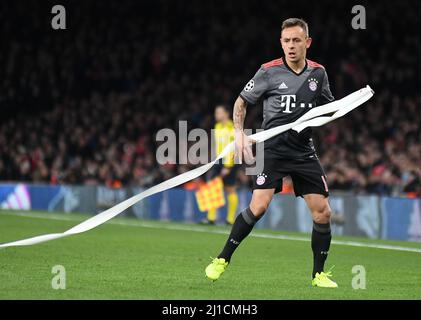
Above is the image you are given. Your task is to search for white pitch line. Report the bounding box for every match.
[2,211,421,254]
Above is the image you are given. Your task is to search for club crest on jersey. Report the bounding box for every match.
[308,78,319,92]
[244,79,254,92]
[256,173,267,185]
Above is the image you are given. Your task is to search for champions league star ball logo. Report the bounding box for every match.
[244,79,254,92]
[308,78,319,91]
[256,173,268,185]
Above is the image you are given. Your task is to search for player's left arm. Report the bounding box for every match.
[319,69,335,104]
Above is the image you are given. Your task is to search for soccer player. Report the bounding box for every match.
[202,105,239,225]
[205,18,338,288]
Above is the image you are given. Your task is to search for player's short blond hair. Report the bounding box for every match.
[281,18,309,38]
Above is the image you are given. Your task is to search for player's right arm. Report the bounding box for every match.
[234,67,269,163]
[233,96,254,164]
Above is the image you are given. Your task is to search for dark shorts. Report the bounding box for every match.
[252,157,329,197]
[209,163,239,186]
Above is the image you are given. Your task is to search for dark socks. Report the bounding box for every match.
[218,207,260,262]
[311,222,332,278]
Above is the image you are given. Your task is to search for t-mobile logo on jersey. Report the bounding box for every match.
[279,95,313,113]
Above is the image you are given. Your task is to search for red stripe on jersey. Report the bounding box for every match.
[307,59,325,69]
[261,58,284,69]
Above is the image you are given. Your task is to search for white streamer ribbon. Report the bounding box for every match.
[0,85,374,248]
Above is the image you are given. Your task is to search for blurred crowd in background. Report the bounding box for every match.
[0,0,420,197]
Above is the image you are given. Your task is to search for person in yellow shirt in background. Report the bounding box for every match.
[202,105,239,225]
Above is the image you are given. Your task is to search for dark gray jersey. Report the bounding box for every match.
[240,57,334,160]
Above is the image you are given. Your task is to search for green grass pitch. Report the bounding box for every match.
[1,209,421,299]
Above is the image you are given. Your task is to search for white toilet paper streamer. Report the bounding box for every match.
[0,86,374,248]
